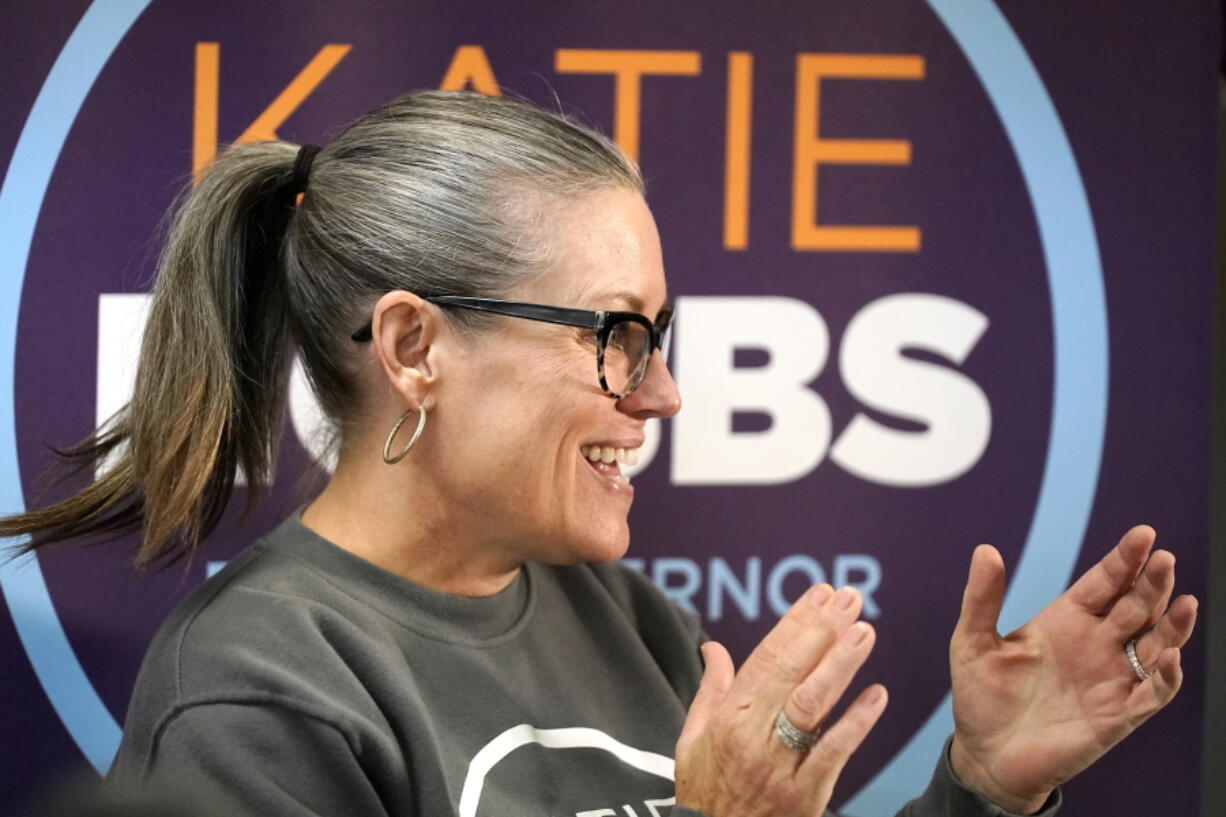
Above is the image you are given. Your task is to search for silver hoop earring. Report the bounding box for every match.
[382,406,427,465]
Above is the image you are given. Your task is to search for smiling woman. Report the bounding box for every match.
[0,89,1197,817]
[299,185,680,587]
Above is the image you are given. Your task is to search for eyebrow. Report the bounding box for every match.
[599,290,671,318]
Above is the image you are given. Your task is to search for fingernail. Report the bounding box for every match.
[866,686,884,705]
[808,584,834,607]
[835,587,857,610]
[849,621,870,646]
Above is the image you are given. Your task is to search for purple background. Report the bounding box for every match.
[0,1,1218,815]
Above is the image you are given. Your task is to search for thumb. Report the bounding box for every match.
[954,544,1005,648]
[676,641,734,757]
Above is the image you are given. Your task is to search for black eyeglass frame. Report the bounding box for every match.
[350,295,673,399]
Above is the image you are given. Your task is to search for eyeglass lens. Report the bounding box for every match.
[602,320,653,395]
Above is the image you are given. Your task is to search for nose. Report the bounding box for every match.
[617,350,681,419]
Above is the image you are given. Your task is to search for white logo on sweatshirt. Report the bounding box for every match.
[459,725,676,817]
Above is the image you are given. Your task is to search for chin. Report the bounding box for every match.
[553,523,631,565]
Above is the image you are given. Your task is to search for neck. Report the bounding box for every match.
[300,439,522,598]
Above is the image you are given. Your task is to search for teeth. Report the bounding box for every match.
[580,445,641,465]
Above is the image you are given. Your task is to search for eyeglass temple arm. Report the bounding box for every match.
[350,297,604,342]
[428,296,603,330]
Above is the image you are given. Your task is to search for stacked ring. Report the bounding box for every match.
[774,711,821,752]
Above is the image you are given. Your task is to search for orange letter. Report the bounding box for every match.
[193,43,351,182]
[439,45,500,95]
[555,49,701,163]
[193,43,220,183]
[723,52,753,251]
[792,54,924,252]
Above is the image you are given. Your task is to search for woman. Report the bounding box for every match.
[1,90,1197,816]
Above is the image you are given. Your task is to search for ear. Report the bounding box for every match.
[370,291,444,410]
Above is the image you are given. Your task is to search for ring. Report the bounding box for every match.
[774,711,821,752]
[1124,637,1152,681]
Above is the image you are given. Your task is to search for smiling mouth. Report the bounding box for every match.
[579,445,639,487]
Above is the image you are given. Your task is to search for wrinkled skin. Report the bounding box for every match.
[948,526,1196,813]
[674,526,1197,817]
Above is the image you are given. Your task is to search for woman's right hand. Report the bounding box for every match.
[674,584,887,817]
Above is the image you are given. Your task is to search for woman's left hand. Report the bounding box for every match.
[948,525,1198,814]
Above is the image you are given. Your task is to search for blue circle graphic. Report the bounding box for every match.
[0,0,1107,802]
[0,0,153,773]
[844,0,1108,812]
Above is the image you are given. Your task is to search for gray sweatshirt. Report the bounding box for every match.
[107,512,1059,817]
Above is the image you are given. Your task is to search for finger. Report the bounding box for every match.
[954,545,1005,647]
[1104,550,1175,636]
[1126,646,1182,719]
[782,621,876,734]
[734,584,861,698]
[677,641,735,757]
[1065,525,1155,613]
[797,684,888,786]
[1136,594,1198,667]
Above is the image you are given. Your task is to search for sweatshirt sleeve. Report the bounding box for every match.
[672,738,1059,817]
[895,737,1060,817]
[128,701,398,817]
[672,807,836,817]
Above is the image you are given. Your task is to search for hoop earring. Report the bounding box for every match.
[382,406,428,464]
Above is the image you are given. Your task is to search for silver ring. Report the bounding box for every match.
[1124,637,1152,681]
[774,711,821,752]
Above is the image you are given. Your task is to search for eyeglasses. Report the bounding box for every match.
[350,295,673,399]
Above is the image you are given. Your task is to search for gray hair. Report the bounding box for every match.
[0,89,642,567]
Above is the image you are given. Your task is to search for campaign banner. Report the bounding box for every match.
[0,1,1216,815]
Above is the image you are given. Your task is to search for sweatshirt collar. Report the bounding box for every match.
[258,509,536,646]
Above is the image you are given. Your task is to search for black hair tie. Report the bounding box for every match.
[291,143,322,195]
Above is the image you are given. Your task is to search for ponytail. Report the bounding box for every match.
[1,90,648,568]
[0,141,300,567]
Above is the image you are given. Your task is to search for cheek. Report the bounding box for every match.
[461,350,593,476]
[435,336,609,522]
[511,362,607,503]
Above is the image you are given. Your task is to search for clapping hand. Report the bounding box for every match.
[948,525,1198,814]
[674,584,885,817]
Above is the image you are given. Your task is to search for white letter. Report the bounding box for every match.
[96,294,150,478]
[96,292,264,486]
[831,293,990,486]
[672,296,831,484]
[621,418,661,478]
[766,555,826,616]
[289,355,337,473]
[707,557,760,621]
[834,554,882,618]
[651,558,702,614]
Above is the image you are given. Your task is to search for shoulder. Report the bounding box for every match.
[115,524,413,778]
[108,695,410,811]
[126,528,400,723]
[553,560,706,702]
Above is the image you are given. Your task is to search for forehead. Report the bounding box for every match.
[519,187,667,311]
